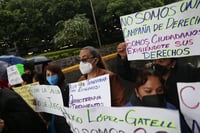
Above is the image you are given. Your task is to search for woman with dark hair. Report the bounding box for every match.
[151,58,200,110]
[44,63,72,133]
[125,69,191,133]
[125,69,173,108]
[78,46,126,106]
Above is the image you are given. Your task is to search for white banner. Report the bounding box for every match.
[69,74,111,109]
[62,106,181,133]
[7,65,23,85]
[29,85,64,116]
[177,82,200,133]
[120,0,200,60]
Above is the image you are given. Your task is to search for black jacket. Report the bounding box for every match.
[55,80,72,133]
[165,63,200,109]
[0,89,47,133]
[114,54,139,82]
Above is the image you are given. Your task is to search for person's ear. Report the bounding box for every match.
[93,58,99,65]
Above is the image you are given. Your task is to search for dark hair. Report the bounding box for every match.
[23,61,34,71]
[45,63,65,85]
[170,58,177,61]
[135,69,165,91]
[33,73,45,84]
[22,74,33,84]
[81,46,107,69]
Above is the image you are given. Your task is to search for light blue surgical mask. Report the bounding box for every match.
[46,75,59,85]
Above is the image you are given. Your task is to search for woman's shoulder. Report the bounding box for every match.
[124,101,133,106]
[98,68,114,75]
[78,75,87,81]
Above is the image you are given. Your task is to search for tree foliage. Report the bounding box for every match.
[53,14,94,48]
[89,0,167,43]
[0,0,80,55]
[0,0,178,56]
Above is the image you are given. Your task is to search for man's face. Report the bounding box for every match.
[152,58,176,76]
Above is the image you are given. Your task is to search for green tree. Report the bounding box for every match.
[0,0,179,56]
[102,0,165,43]
[53,14,94,48]
[0,0,80,55]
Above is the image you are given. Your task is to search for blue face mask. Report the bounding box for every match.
[46,75,59,85]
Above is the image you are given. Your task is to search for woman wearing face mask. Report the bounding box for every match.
[151,58,200,110]
[125,69,191,133]
[78,46,126,106]
[125,69,173,108]
[44,63,72,133]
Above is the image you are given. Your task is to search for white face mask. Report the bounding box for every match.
[79,61,93,74]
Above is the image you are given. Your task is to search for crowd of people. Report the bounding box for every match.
[0,43,200,133]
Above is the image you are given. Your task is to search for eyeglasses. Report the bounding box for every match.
[79,57,94,62]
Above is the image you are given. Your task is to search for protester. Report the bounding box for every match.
[113,42,139,82]
[44,63,72,133]
[110,42,144,101]
[78,46,126,106]
[113,42,200,110]
[21,61,35,85]
[126,69,174,108]
[0,88,47,133]
[32,73,45,84]
[125,69,191,133]
[151,58,200,109]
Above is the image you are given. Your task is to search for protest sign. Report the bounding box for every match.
[69,74,111,109]
[13,82,39,110]
[177,82,200,133]
[29,85,64,116]
[120,0,200,60]
[15,63,24,75]
[62,106,181,133]
[7,65,23,85]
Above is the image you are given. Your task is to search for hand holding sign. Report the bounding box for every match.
[120,0,200,60]
[69,74,111,109]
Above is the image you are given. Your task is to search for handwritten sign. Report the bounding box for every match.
[69,74,111,109]
[62,106,181,133]
[7,65,23,85]
[177,82,200,133]
[120,0,200,60]
[13,82,39,110]
[29,85,64,116]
